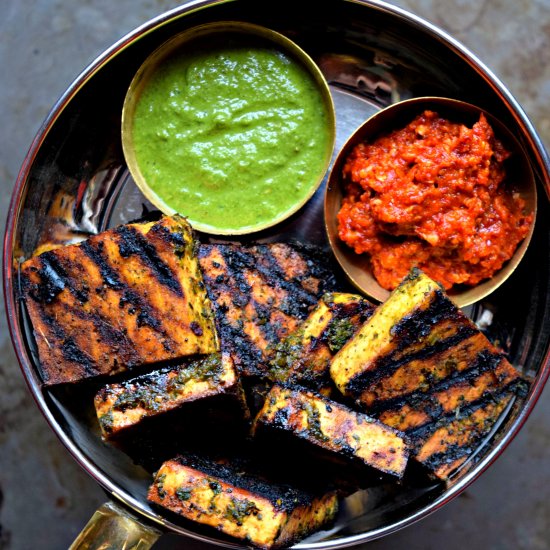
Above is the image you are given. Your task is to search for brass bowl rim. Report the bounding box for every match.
[121,20,336,236]
[324,95,538,308]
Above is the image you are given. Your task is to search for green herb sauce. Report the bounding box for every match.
[132,38,332,233]
[176,487,192,501]
[326,317,356,353]
[225,497,260,526]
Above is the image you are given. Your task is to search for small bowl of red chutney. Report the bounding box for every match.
[324,96,537,307]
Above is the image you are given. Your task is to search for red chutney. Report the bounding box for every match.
[337,110,533,290]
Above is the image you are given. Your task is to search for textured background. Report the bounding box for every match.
[1,1,549,549]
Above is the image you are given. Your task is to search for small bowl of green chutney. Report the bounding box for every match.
[122,21,336,235]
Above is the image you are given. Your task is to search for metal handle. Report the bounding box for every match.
[69,501,162,550]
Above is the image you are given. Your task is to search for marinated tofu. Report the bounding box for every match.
[252,384,409,479]
[198,243,337,379]
[330,269,524,479]
[376,357,520,431]
[21,215,218,385]
[330,269,455,399]
[148,454,338,549]
[95,352,247,439]
[268,293,374,395]
[410,393,514,480]
[376,356,521,479]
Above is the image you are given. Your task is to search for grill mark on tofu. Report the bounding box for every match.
[252,385,409,478]
[386,373,515,446]
[199,243,335,379]
[406,385,515,442]
[21,215,218,385]
[25,251,89,305]
[32,306,97,380]
[114,224,184,297]
[60,337,96,375]
[32,253,68,302]
[346,323,478,397]
[148,454,338,549]
[257,248,322,315]
[366,345,504,415]
[80,240,125,290]
[219,246,317,321]
[219,245,327,316]
[149,219,187,248]
[389,289,457,344]
[81,239,171,341]
[411,393,513,479]
[55,297,144,366]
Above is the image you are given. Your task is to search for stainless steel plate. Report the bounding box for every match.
[4,0,550,548]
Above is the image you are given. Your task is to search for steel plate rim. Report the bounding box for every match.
[3,0,550,548]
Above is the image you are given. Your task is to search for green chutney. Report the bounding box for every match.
[131,37,333,233]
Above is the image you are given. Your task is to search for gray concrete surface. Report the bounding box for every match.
[1,1,549,549]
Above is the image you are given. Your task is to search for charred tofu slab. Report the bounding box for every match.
[94,352,247,439]
[330,269,524,479]
[252,384,409,479]
[403,392,514,480]
[198,243,336,379]
[268,293,374,395]
[377,356,520,479]
[21,215,218,385]
[148,454,338,549]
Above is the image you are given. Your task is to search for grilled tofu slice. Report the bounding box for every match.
[21,215,218,385]
[376,356,521,479]
[330,269,454,400]
[330,269,520,407]
[330,269,524,480]
[148,454,338,549]
[376,357,520,432]
[410,393,514,480]
[95,351,247,439]
[198,243,337,379]
[252,384,409,479]
[268,293,374,395]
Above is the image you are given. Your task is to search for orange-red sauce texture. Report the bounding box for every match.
[337,110,533,290]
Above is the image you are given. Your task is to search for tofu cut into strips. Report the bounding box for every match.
[148,454,338,549]
[268,292,374,395]
[21,215,218,385]
[95,351,247,438]
[406,392,515,480]
[252,384,409,479]
[198,242,337,380]
[330,269,525,479]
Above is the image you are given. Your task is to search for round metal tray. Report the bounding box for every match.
[4,0,550,547]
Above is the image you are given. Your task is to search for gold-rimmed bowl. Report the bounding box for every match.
[122,20,336,236]
[325,96,537,308]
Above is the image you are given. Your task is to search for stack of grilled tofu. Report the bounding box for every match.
[21,215,525,548]
[330,269,524,479]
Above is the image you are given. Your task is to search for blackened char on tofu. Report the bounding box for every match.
[198,242,338,380]
[94,351,248,440]
[330,269,526,480]
[252,384,409,481]
[148,453,338,549]
[20,215,218,385]
[268,292,374,396]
